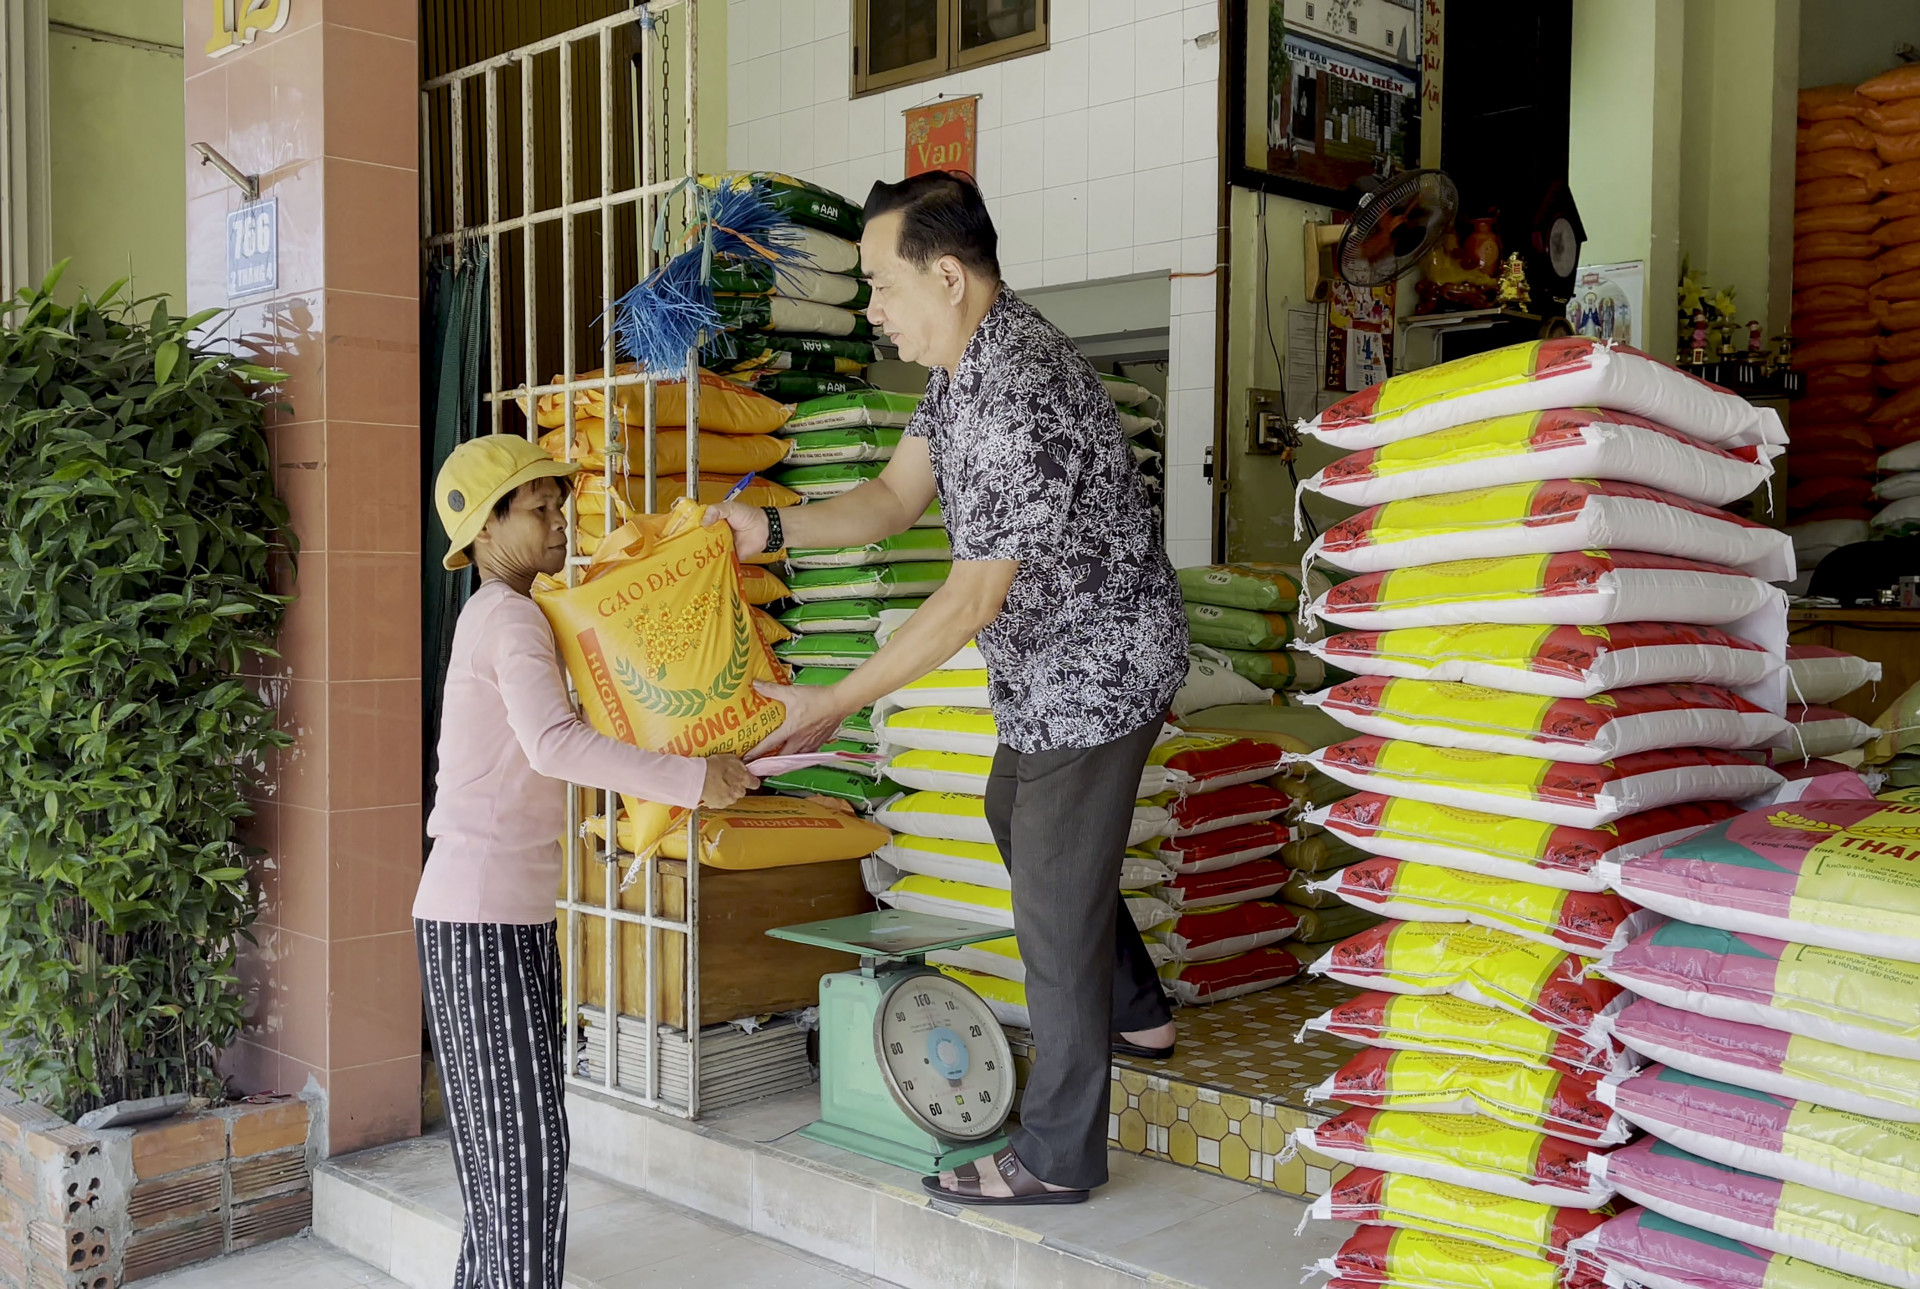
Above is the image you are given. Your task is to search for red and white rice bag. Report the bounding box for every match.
[1309,1048,1632,1147]
[1156,859,1292,910]
[1157,944,1302,1004]
[1148,733,1288,794]
[1294,1107,1615,1207]
[1298,622,1778,700]
[1786,644,1882,705]
[1321,1225,1609,1289]
[1303,991,1632,1079]
[1301,677,1786,762]
[1306,480,1795,581]
[1308,792,1739,892]
[1149,820,1291,874]
[1309,920,1624,1039]
[1158,782,1289,837]
[1305,550,1783,632]
[1299,338,1786,452]
[1306,1166,1618,1264]
[1293,737,1783,827]
[1149,900,1300,961]
[1313,857,1653,955]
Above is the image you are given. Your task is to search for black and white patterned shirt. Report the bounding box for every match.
[906,289,1189,753]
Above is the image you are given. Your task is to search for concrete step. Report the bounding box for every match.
[314,1084,1349,1289]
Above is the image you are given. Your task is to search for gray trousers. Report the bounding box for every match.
[985,717,1173,1189]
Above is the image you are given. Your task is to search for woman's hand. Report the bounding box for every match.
[700,755,759,808]
[702,501,771,557]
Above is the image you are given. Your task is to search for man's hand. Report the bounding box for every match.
[746,680,852,758]
[702,501,772,557]
[700,754,759,807]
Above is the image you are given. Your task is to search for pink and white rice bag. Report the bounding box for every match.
[1600,1064,1920,1217]
[1588,1136,1920,1289]
[1573,1206,1894,1289]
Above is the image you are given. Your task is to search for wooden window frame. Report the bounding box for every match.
[851,0,1049,99]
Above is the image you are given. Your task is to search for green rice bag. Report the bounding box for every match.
[790,666,850,686]
[784,561,953,603]
[1281,901,1384,944]
[787,225,861,275]
[1220,649,1327,692]
[774,632,879,668]
[1279,867,1346,909]
[744,371,873,403]
[1184,602,1294,650]
[787,390,922,431]
[770,461,888,498]
[708,332,876,373]
[763,767,902,810]
[912,501,944,529]
[1100,372,1155,407]
[1118,410,1161,438]
[786,529,953,570]
[1275,770,1357,810]
[779,597,928,634]
[1177,563,1319,612]
[837,708,877,744]
[715,294,872,338]
[782,426,903,465]
[708,258,871,308]
[1278,832,1368,876]
[699,171,865,240]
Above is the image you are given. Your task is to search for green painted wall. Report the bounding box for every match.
[1799,0,1920,87]
[46,0,186,304]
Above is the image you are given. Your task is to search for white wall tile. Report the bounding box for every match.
[999,52,1047,124]
[847,92,886,156]
[881,147,905,183]
[780,45,814,113]
[1133,12,1185,96]
[1086,101,1135,180]
[1134,242,1179,275]
[1181,4,1217,39]
[1000,122,1044,195]
[778,108,817,173]
[1052,0,1089,41]
[1184,25,1220,85]
[972,125,1003,196]
[1086,175,1136,253]
[1086,26,1136,106]
[809,160,849,201]
[1182,155,1218,238]
[1135,166,1182,244]
[812,99,849,165]
[814,0,849,40]
[1086,248,1134,279]
[1044,37,1090,113]
[1183,82,1217,160]
[1134,88,1182,170]
[1174,311,1217,389]
[1003,261,1042,290]
[742,0,780,60]
[1168,537,1211,570]
[745,116,781,171]
[963,64,1004,131]
[845,152,886,203]
[1041,108,1090,186]
[996,191,1044,266]
[1180,233,1215,274]
[1042,255,1087,286]
[780,0,815,50]
[1165,389,1212,466]
[1172,272,1213,316]
[1090,0,1136,31]
[1166,464,1212,543]
[1135,0,1180,17]
[814,37,849,103]
[730,0,751,61]
[729,58,750,122]
[1043,185,1088,258]
[727,123,748,170]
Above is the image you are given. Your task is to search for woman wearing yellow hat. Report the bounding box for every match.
[417,434,757,1287]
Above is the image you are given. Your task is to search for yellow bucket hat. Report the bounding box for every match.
[436,434,581,570]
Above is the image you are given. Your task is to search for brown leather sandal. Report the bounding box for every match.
[921,1147,1089,1206]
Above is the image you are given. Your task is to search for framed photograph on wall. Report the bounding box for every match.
[1227,0,1433,206]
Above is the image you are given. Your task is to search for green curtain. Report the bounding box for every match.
[422,246,490,810]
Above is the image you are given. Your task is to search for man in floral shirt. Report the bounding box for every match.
[708,171,1188,1205]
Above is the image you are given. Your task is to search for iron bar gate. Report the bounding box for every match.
[420,1,707,1118]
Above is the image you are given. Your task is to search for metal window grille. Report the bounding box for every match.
[420,2,708,1118]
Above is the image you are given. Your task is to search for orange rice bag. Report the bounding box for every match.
[1797,176,1873,207]
[1798,148,1882,181]
[1867,99,1920,134]
[1795,313,1883,340]
[1859,65,1920,103]
[1795,259,1881,289]
[1797,203,1883,233]
[1795,336,1881,366]
[1800,119,1875,151]
[1800,84,1873,120]
[1795,231,1879,260]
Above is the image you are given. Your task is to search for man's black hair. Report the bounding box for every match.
[863,170,1001,282]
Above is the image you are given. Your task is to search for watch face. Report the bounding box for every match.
[1548,218,1580,277]
[875,973,1014,1141]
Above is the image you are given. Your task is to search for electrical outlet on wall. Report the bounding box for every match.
[1246,387,1289,455]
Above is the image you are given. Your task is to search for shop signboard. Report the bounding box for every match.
[226,198,278,300]
[206,0,292,57]
[1282,0,1418,67]
[905,96,978,180]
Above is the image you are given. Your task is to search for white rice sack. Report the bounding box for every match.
[1883,440,1920,473]
[877,705,996,757]
[1783,704,1878,758]
[1305,480,1795,582]
[875,607,984,670]
[1291,737,1783,828]
[1299,407,1777,512]
[882,668,991,710]
[1299,677,1787,762]
[874,790,1169,848]
[1874,495,1920,532]
[1304,550,1783,632]
[1877,472,1920,501]
[1785,645,1881,706]
[1786,519,1870,568]
[1169,646,1271,717]
[886,748,1166,798]
[1299,622,1779,700]
[1299,339,1784,452]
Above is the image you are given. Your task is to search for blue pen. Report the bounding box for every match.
[721,471,756,503]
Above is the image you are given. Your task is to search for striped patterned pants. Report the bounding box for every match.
[416,919,569,1289]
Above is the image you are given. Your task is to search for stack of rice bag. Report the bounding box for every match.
[1773,646,1883,771]
[1793,71,1920,552]
[870,720,1319,1025]
[1178,563,1332,694]
[1103,371,1167,531]
[1284,336,1800,1289]
[1571,775,1920,1289]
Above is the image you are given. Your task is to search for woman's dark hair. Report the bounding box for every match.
[863,170,1000,282]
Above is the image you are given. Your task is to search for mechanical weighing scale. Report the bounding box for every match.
[768,909,1016,1173]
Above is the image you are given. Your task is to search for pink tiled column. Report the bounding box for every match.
[184,0,423,1157]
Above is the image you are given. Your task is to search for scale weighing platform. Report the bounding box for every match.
[768,910,1016,1174]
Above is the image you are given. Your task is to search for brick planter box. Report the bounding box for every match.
[0,1091,316,1286]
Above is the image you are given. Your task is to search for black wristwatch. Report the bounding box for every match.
[762,506,784,553]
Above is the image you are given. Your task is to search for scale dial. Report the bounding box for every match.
[874,970,1014,1142]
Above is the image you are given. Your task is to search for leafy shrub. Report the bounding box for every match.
[0,265,292,1117]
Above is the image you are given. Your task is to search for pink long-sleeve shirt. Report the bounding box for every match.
[415,579,708,924]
